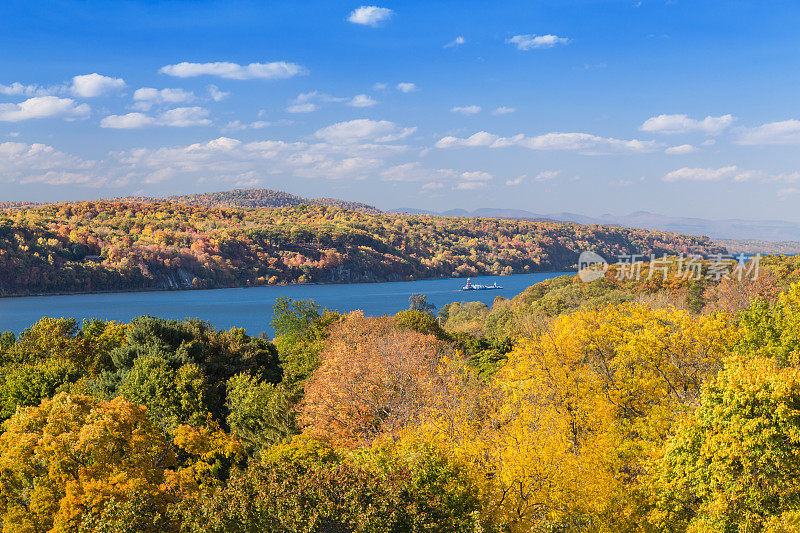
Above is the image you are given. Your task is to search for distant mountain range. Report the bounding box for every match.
[393,207,800,242]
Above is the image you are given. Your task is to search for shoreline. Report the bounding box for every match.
[0,270,577,300]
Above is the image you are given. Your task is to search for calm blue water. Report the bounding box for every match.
[0,272,570,336]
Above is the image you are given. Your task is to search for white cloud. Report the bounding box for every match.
[533,170,559,182]
[779,188,800,198]
[422,181,444,190]
[116,135,391,182]
[737,119,800,145]
[456,181,487,190]
[222,120,272,132]
[159,107,212,127]
[640,113,734,135]
[0,141,99,186]
[460,170,492,181]
[0,96,90,122]
[663,165,761,182]
[348,6,393,26]
[507,34,570,50]
[134,87,195,104]
[208,85,230,102]
[492,106,515,115]
[348,94,378,107]
[444,36,466,48]
[436,130,661,155]
[456,171,492,190]
[100,106,211,129]
[100,113,158,129]
[0,82,57,97]
[159,61,307,80]
[380,162,455,182]
[507,170,559,185]
[287,102,318,113]
[70,73,126,98]
[665,144,699,154]
[373,82,388,90]
[451,105,481,115]
[286,91,355,113]
[397,82,417,93]
[314,119,416,144]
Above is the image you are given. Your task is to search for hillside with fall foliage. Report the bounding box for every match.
[1,255,799,531]
[0,199,725,296]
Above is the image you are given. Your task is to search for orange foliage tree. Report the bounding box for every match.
[300,313,452,447]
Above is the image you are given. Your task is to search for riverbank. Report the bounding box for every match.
[0,272,572,335]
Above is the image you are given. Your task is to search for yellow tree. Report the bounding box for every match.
[411,304,735,532]
[0,393,177,532]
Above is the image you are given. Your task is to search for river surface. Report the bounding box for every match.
[0,272,571,336]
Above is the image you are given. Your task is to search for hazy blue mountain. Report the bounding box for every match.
[391,207,800,242]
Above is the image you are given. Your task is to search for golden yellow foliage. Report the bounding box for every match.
[409,304,736,532]
[0,393,175,533]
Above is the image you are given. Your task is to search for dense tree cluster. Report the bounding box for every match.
[0,200,723,295]
[4,256,800,530]
[121,188,382,213]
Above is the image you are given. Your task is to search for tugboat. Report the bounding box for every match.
[460,278,503,291]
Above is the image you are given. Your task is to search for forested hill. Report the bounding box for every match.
[0,200,725,296]
[0,188,381,214]
[123,188,382,213]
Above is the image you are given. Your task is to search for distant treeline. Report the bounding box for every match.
[0,200,725,296]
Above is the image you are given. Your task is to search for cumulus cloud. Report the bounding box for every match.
[397,82,417,93]
[0,96,90,122]
[348,94,378,107]
[0,141,99,186]
[314,119,416,144]
[737,119,800,145]
[115,135,389,182]
[507,34,570,50]
[640,113,734,135]
[101,107,211,129]
[208,85,230,102]
[70,73,126,98]
[664,144,699,154]
[492,106,515,115]
[348,6,393,26]
[159,61,307,80]
[451,105,481,115]
[436,130,661,155]
[444,36,466,48]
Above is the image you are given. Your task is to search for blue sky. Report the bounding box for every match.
[2,0,800,220]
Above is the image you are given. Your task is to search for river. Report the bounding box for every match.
[0,272,571,336]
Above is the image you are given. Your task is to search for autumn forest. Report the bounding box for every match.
[0,193,723,296]
[2,197,800,532]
